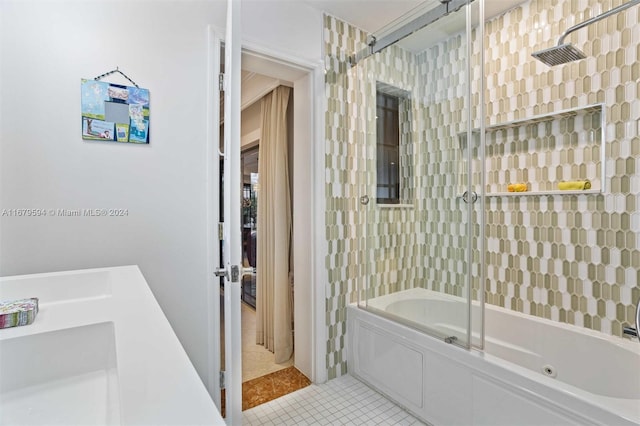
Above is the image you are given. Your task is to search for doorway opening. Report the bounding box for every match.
[218,45,316,412]
[241,147,258,308]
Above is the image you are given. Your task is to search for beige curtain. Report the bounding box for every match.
[255,86,292,363]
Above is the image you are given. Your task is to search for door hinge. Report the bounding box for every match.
[219,371,225,389]
[218,222,224,240]
[218,73,225,92]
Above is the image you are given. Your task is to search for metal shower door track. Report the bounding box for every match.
[353,0,473,65]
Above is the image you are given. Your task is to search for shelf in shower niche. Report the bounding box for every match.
[486,188,602,197]
[485,104,604,131]
[457,103,606,196]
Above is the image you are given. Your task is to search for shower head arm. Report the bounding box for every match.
[557,0,640,45]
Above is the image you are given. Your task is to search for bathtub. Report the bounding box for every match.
[347,288,640,426]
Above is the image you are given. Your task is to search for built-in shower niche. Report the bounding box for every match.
[458,104,605,196]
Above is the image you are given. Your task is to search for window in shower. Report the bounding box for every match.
[375,82,413,205]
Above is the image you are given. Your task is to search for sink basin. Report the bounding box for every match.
[0,322,120,425]
[0,266,222,425]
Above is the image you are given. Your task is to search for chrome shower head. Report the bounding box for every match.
[531,43,587,66]
[531,0,639,66]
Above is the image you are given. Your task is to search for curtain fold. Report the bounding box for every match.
[255,86,293,364]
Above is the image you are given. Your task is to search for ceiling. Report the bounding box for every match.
[302,0,425,34]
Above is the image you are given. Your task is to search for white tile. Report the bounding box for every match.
[243,374,424,425]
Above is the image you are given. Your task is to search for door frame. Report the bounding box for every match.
[204,25,328,409]
[239,41,328,385]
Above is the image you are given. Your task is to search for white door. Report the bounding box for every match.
[222,0,243,423]
[207,0,243,424]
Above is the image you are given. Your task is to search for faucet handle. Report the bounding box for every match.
[622,326,638,338]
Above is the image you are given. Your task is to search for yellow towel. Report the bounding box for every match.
[507,183,528,192]
[558,180,591,190]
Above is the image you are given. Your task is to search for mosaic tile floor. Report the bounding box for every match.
[243,374,426,425]
[243,366,311,411]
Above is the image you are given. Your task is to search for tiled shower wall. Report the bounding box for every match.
[323,15,425,378]
[323,12,477,378]
[323,15,368,378]
[482,0,639,335]
[324,0,640,379]
[416,32,477,300]
[358,42,425,299]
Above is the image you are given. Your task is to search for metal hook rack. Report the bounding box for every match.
[93,67,139,88]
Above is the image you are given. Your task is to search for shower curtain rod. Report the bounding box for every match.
[352,0,473,66]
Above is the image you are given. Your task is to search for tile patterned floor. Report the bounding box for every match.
[243,374,426,425]
[243,366,311,411]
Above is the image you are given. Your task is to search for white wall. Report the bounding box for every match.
[292,73,313,379]
[241,101,261,149]
[0,0,322,386]
[241,0,323,63]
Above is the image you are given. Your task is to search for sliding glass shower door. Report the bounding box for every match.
[355,0,485,348]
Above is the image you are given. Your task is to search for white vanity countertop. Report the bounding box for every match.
[0,265,224,426]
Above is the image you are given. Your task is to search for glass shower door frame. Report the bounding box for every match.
[465,0,486,351]
[355,0,486,351]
